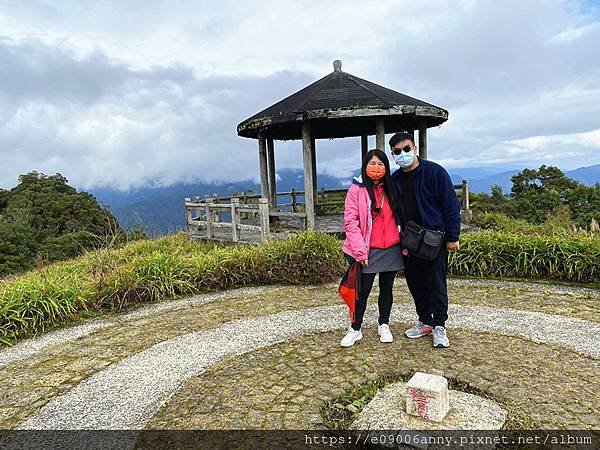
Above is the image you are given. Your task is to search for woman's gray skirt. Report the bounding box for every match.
[361,243,404,273]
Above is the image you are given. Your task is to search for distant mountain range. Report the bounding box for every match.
[89,168,347,236]
[449,164,600,194]
[87,164,600,236]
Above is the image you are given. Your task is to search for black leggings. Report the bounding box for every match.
[351,271,396,331]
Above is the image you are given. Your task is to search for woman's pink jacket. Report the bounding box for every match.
[342,175,402,262]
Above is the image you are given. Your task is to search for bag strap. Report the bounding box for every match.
[397,187,407,228]
[371,190,385,224]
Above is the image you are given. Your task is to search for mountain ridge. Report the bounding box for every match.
[87,163,600,235]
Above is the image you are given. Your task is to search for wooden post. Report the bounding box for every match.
[267,138,277,208]
[241,192,248,219]
[193,196,201,224]
[418,118,428,160]
[231,197,240,242]
[311,136,317,207]
[258,132,269,200]
[259,197,270,242]
[361,134,368,160]
[184,198,192,232]
[462,180,470,210]
[291,187,297,212]
[214,194,220,222]
[376,118,385,151]
[302,121,315,229]
[205,195,213,239]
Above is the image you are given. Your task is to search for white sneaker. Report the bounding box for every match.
[433,326,449,348]
[340,328,363,347]
[378,324,394,343]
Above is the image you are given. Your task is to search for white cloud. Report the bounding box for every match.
[1,0,600,190]
[550,22,600,43]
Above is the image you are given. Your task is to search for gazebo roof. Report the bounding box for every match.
[237,60,448,140]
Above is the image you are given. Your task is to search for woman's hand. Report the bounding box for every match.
[359,259,369,267]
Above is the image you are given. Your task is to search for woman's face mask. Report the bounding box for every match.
[366,164,386,181]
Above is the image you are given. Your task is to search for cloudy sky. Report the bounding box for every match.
[1,0,599,191]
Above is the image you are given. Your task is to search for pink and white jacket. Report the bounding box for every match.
[342,175,402,261]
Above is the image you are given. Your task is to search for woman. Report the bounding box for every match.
[341,149,404,347]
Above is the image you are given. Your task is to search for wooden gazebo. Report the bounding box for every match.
[237,60,449,230]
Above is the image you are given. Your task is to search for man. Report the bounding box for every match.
[389,132,461,348]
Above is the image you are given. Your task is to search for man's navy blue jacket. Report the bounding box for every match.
[391,158,462,243]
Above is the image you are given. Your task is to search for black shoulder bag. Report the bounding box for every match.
[398,196,445,261]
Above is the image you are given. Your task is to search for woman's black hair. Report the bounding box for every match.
[360,148,402,217]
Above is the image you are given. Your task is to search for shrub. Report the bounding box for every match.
[449,231,600,283]
[0,231,345,344]
[2,228,597,346]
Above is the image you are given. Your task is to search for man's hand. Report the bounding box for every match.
[446,241,460,252]
[359,259,369,267]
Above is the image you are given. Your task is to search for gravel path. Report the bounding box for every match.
[0,285,290,369]
[447,278,600,296]
[2,278,597,370]
[16,303,599,431]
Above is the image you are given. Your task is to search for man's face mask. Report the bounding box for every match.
[393,144,415,168]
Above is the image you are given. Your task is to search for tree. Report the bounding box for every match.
[566,183,600,229]
[0,171,126,275]
[509,165,578,224]
[0,220,37,274]
[0,188,8,213]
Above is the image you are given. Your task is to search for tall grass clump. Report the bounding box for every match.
[449,231,600,283]
[0,231,345,345]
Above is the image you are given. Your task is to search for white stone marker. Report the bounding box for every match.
[406,372,450,422]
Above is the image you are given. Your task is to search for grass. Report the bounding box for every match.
[0,231,345,346]
[449,231,600,283]
[1,228,598,347]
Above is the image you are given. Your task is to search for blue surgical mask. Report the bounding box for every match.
[394,150,415,168]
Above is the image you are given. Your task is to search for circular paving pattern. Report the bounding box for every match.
[0,278,598,439]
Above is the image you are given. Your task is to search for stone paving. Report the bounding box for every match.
[145,326,599,431]
[0,278,598,433]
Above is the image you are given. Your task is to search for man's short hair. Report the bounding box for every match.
[388,132,415,148]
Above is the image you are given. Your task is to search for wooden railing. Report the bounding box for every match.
[185,196,270,242]
[185,180,470,242]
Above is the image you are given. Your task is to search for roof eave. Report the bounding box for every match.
[237,104,448,139]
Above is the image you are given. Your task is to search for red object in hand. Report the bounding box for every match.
[338,261,361,321]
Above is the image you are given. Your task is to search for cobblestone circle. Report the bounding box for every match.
[146,326,599,431]
[0,278,598,434]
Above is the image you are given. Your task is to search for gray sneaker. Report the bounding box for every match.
[404,321,433,339]
[433,326,449,348]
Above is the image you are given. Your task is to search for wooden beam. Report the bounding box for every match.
[267,138,276,207]
[302,121,316,229]
[376,118,385,151]
[258,132,269,199]
[418,119,428,160]
[305,105,448,120]
[361,135,368,160]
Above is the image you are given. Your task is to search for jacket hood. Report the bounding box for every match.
[352,175,364,186]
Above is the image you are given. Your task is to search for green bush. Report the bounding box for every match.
[0,231,345,345]
[2,228,597,347]
[449,231,600,283]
